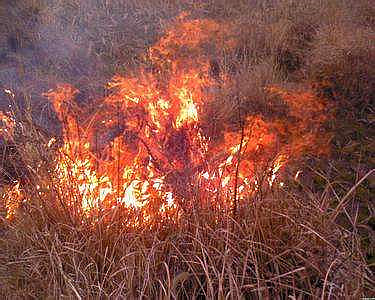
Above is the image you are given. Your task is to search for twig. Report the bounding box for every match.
[331,169,374,221]
[233,103,245,218]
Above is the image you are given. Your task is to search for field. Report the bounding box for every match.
[0,0,374,298]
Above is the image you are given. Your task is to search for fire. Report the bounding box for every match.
[175,87,198,128]
[3,181,23,219]
[1,13,332,224]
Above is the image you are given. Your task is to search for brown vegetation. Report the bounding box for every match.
[0,0,373,298]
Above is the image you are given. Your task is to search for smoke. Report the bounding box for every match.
[0,0,373,139]
[0,0,184,135]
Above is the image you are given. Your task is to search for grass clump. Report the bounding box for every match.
[0,173,373,298]
[0,0,374,298]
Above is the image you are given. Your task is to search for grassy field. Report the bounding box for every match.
[0,0,374,298]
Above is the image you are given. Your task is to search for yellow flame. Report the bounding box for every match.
[269,154,288,185]
[122,180,144,208]
[5,182,23,219]
[175,88,198,128]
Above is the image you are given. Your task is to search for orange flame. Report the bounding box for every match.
[4,181,23,219]
[1,13,331,225]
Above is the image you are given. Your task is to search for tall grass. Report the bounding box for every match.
[0,153,373,298]
[0,0,374,298]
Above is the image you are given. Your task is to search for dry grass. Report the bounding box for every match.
[0,0,374,298]
[0,162,373,298]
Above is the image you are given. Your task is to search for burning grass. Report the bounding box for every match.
[0,171,373,298]
[2,13,333,224]
[0,0,374,298]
